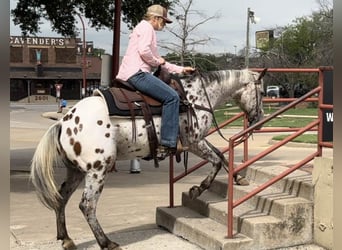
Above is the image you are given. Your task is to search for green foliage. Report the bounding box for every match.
[272,134,317,144]
[213,106,318,128]
[165,52,237,71]
[11,0,175,37]
[121,0,174,29]
[251,7,333,99]
[93,48,106,57]
[255,8,333,68]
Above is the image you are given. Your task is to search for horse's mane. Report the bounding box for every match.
[182,69,250,87]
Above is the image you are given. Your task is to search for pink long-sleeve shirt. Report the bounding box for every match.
[116,20,184,81]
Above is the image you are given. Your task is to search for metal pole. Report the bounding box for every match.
[27,79,30,103]
[169,155,174,208]
[227,139,234,238]
[245,7,250,68]
[112,0,121,83]
[77,13,87,98]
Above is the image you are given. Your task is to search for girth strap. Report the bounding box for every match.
[139,98,159,168]
[115,88,137,141]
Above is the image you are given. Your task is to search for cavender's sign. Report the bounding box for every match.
[10,36,76,47]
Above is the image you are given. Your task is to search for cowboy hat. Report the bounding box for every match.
[146,4,172,23]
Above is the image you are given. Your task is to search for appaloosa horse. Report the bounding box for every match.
[30,68,266,249]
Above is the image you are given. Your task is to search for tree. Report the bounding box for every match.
[250,2,333,97]
[160,0,220,66]
[11,0,175,37]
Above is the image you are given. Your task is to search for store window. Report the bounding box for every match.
[55,48,77,63]
[29,48,48,64]
[10,47,23,63]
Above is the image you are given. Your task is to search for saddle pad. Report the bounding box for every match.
[109,88,162,108]
[93,88,162,117]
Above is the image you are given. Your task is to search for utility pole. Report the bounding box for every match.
[112,0,121,84]
[77,13,87,98]
[245,8,259,68]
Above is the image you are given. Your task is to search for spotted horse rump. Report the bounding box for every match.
[30,68,266,250]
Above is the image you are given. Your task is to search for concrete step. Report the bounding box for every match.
[182,187,312,224]
[209,165,314,201]
[156,206,254,250]
[157,204,313,250]
[240,214,312,249]
[181,189,313,247]
[156,165,314,250]
[246,165,314,201]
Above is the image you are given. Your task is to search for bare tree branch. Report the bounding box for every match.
[161,0,220,65]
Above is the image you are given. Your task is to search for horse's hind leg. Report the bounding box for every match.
[55,166,84,250]
[79,170,121,250]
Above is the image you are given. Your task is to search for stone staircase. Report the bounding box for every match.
[156,164,315,250]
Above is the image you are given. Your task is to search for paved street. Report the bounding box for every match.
[10,102,332,249]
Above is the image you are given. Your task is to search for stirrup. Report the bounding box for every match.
[176,139,188,154]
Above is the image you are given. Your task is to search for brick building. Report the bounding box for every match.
[10,35,102,102]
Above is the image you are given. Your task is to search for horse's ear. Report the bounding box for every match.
[257,68,268,81]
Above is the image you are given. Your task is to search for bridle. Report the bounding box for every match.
[182,69,267,173]
[248,68,267,124]
[194,69,267,143]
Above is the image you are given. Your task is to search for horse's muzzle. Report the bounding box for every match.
[248,112,264,130]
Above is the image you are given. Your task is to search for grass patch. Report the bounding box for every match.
[214,106,317,128]
[272,134,317,144]
[213,105,319,144]
[263,106,318,116]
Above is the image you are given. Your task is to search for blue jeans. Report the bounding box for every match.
[127,71,180,148]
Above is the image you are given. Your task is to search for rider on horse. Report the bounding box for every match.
[116,4,195,154]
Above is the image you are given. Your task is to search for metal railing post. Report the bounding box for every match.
[227,139,235,238]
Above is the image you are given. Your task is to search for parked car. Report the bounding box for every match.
[294,83,309,98]
[266,85,280,98]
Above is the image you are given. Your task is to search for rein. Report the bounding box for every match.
[194,69,266,145]
[251,68,267,121]
[196,70,230,143]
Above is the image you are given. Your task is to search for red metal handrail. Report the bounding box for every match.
[227,67,333,237]
[167,67,333,239]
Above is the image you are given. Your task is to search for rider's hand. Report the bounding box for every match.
[158,57,166,65]
[182,66,196,74]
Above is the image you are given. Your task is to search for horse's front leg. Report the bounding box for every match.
[188,139,224,199]
[188,139,248,200]
[79,170,121,250]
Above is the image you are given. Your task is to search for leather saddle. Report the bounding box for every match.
[97,76,187,117]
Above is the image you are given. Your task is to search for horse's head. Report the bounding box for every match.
[233,68,266,129]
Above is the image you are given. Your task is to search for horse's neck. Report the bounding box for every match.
[198,70,247,109]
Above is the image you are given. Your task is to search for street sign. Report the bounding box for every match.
[322,70,333,142]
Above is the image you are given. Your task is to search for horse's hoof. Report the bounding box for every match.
[107,241,121,250]
[189,186,201,200]
[62,239,77,250]
[235,176,249,186]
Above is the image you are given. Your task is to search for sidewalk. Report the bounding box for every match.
[10,158,206,250]
[10,109,332,250]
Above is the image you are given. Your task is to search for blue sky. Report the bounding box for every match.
[10,0,330,55]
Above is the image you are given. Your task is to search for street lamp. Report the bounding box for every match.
[112,0,121,82]
[77,13,87,98]
[55,75,63,112]
[245,7,260,68]
[24,75,30,103]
